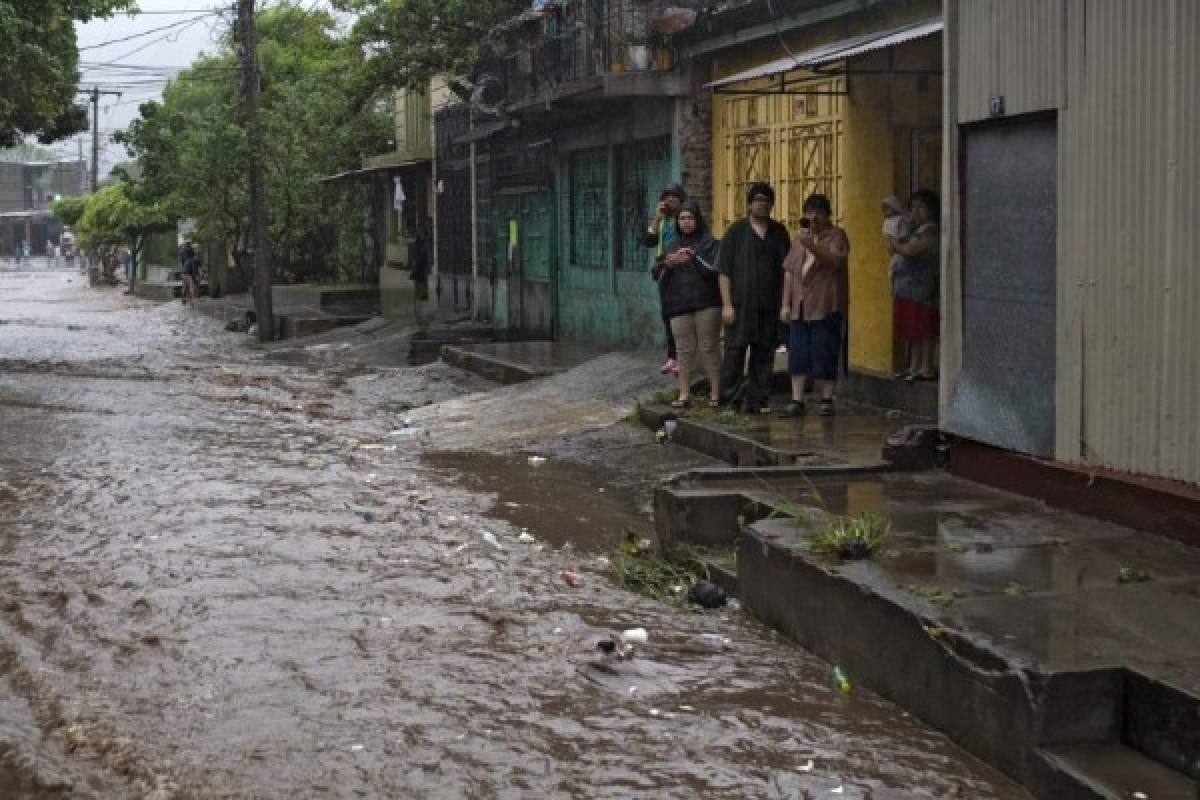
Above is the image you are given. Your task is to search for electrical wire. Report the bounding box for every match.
[78,12,219,50]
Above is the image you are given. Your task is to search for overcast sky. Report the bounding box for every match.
[63,1,345,179]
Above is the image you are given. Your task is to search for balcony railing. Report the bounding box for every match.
[495,0,679,105]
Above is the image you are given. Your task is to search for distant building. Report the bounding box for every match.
[0,159,86,257]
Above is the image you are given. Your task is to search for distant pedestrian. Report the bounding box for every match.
[646,182,686,377]
[716,182,791,413]
[118,245,132,281]
[779,193,850,417]
[180,241,200,305]
[654,201,722,408]
[887,190,940,381]
[410,219,431,304]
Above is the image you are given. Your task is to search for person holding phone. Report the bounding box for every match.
[716,182,791,413]
[654,201,722,407]
[646,183,687,375]
[779,193,850,417]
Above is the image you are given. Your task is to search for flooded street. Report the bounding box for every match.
[0,272,1028,798]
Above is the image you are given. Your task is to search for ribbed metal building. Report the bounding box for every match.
[941,0,1200,485]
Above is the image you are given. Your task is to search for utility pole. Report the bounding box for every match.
[238,0,273,340]
[85,86,120,191]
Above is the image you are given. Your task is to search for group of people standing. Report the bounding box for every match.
[647,182,939,416]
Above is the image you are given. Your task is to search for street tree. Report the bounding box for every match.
[74,181,172,286]
[115,3,390,284]
[335,0,526,89]
[0,0,134,145]
[51,194,90,229]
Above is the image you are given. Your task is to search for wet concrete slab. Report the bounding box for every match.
[640,398,910,469]
[655,468,1200,798]
[441,340,613,384]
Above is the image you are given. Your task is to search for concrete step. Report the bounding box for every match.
[1034,743,1197,800]
[1123,669,1200,785]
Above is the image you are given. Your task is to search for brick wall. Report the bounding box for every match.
[678,64,714,225]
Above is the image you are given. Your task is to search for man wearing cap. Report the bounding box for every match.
[715,182,791,413]
[646,183,686,376]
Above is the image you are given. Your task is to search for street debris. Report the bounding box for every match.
[832,666,851,695]
[479,531,502,548]
[1118,566,1153,584]
[797,759,814,772]
[687,580,727,609]
[516,532,536,543]
[620,628,648,644]
[692,633,734,652]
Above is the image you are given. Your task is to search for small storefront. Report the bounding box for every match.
[707,14,943,380]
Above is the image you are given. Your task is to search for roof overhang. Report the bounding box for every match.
[318,158,431,184]
[704,17,943,94]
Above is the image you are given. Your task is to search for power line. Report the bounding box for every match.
[78,12,218,50]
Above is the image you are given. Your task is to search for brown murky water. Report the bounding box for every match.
[0,272,1029,798]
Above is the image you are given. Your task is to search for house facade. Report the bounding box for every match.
[0,159,86,257]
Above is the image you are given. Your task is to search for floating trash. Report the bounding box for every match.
[832,666,851,695]
[620,628,648,644]
[527,456,547,466]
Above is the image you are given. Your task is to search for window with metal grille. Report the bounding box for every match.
[569,146,610,268]
[614,136,671,271]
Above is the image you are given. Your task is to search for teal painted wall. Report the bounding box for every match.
[555,98,677,350]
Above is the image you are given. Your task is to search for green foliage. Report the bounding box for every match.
[115,3,392,284]
[808,512,890,561]
[75,181,170,252]
[1118,566,1152,584]
[337,0,527,90]
[611,549,711,605]
[0,0,134,144]
[52,194,90,228]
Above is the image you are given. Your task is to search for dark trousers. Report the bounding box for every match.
[663,317,677,360]
[720,341,775,408]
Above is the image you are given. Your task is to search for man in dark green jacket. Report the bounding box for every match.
[716,182,791,412]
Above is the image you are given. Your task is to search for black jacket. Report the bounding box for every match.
[654,235,721,319]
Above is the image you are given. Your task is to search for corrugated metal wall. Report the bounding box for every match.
[944,0,1200,485]
[955,0,1065,123]
[1058,0,1200,483]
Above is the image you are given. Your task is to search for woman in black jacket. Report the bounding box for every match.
[654,201,722,407]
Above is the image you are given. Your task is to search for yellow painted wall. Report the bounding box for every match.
[710,4,942,375]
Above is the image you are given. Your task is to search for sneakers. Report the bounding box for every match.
[659,358,679,375]
[819,398,836,416]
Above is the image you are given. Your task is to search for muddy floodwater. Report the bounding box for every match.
[0,271,1029,798]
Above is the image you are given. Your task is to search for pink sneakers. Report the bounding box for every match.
[660,358,679,375]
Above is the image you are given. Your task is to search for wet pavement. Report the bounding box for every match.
[0,272,1029,798]
[690,469,1200,683]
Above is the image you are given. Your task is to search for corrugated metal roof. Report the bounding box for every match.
[704,17,943,89]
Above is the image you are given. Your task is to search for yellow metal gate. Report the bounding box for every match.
[713,76,845,234]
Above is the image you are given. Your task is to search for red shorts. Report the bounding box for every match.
[894,297,939,341]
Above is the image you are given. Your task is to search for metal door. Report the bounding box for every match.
[518,190,555,336]
[491,191,555,337]
[943,117,1057,456]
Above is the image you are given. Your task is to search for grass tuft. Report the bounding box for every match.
[808,512,890,561]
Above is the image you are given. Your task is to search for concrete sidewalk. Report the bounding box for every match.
[655,464,1200,800]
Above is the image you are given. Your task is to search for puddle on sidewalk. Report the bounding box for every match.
[422,451,654,552]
